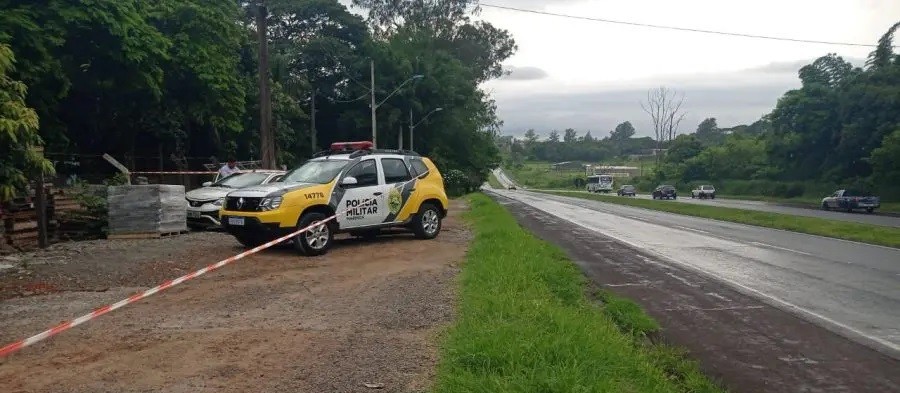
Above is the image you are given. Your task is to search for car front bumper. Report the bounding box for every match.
[220,214,295,240]
[187,206,223,228]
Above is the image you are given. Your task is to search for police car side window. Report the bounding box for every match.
[344,159,378,187]
[382,158,411,183]
[410,158,429,177]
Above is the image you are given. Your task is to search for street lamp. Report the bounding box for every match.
[409,107,443,151]
[370,59,423,148]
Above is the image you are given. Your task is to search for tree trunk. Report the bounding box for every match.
[257,2,275,169]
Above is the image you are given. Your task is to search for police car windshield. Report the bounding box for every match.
[282,159,349,184]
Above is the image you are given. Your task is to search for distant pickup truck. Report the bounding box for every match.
[821,189,880,213]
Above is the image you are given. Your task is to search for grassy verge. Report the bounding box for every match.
[433,193,723,393]
[544,191,900,248]
[487,171,503,189]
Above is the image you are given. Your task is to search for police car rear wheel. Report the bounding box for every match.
[295,212,333,256]
[412,203,442,240]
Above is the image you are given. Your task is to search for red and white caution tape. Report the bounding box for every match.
[129,171,218,175]
[0,215,335,358]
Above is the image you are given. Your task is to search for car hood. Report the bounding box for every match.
[186,187,231,201]
[226,182,320,198]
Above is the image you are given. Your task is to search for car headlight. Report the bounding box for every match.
[259,196,283,211]
[213,198,225,206]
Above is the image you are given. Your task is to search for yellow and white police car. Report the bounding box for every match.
[220,141,449,256]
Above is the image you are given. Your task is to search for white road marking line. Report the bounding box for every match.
[675,225,711,235]
[498,195,900,355]
[778,356,819,365]
[605,281,662,287]
[706,292,731,302]
[664,305,764,311]
[749,241,813,256]
[665,272,698,287]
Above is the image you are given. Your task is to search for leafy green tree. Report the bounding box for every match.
[870,129,900,184]
[563,128,577,143]
[694,117,724,145]
[548,130,560,142]
[610,121,635,140]
[0,44,52,200]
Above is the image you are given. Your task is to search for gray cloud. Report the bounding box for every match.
[747,56,866,74]
[501,65,549,80]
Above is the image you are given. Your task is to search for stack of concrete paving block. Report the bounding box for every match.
[106,185,187,238]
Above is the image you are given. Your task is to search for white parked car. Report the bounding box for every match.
[185,170,285,230]
[691,185,716,199]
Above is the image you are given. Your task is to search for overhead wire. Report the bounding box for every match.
[479,3,886,48]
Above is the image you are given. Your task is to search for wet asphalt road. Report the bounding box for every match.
[494,169,900,228]
[488,187,900,358]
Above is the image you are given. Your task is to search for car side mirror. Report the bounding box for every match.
[341,176,359,186]
[202,181,212,187]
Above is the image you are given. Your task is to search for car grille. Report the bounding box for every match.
[225,197,262,211]
[186,198,216,207]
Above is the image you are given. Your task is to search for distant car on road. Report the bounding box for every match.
[617,185,636,196]
[508,185,517,190]
[821,189,880,213]
[691,185,716,199]
[652,185,677,200]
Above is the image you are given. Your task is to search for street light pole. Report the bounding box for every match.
[369,60,423,149]
[370,59,377,148]
[409,107,443,151]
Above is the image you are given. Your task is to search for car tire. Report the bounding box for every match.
[294,212,334,256]
[711,194,716,199]
[412,203,442,240]
[866,207,874,213]
[822,202,830,211]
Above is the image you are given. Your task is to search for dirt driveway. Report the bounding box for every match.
[0,201,469,393]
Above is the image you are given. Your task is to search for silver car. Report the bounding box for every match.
[186,170,285,229]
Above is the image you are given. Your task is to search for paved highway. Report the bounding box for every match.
[488,186,900,358]
[492,169,900,228]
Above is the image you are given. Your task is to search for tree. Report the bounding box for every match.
[640,86,686,146]
[610,121,635,140]
[563,128,577,143]
[870,129,900,184]
[866,21,900,70]
[548,130,560,142]
[0,44,52,200]
[583,131,594,142]
[694,117,724,145]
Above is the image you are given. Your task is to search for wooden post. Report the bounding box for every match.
[33,146,48,248]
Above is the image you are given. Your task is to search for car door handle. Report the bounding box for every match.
[373,192,383,196]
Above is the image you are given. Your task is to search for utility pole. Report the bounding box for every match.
[398,125,402,150]
[257,1,275,168]
[310,88,317,156]
[370,59,377,148]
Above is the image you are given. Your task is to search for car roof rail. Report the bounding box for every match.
[348,148,421,159]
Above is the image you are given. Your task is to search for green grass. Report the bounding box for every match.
[487,171,503,189]
[544,191,900,248]
[723,195,900,214]
[433,194,724,393]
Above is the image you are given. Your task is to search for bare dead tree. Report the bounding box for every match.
[640,86,686,149]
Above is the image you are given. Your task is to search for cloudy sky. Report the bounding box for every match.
[469,0,900,138]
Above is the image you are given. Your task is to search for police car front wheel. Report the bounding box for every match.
[412,203,442,240]
[295,212,334,256]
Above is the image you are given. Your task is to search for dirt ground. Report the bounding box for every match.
[0,201,469,393]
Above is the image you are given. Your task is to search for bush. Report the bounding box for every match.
[443,169,469,197]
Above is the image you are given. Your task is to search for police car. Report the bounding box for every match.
[220,141,449,256]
